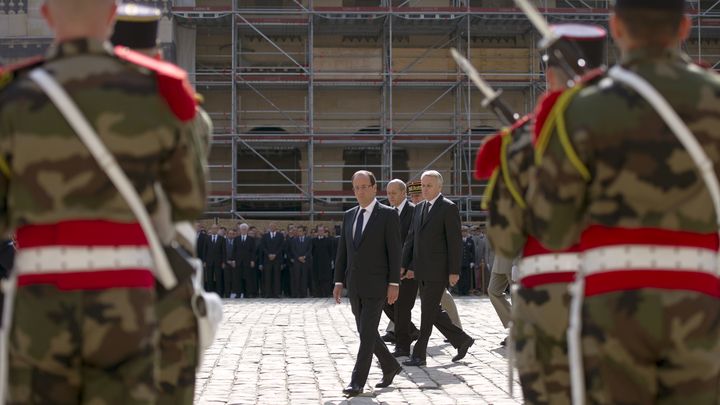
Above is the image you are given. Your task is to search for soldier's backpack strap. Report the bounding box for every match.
[27,68,178,290]
[608,65,720,245]
[114,46,197,122]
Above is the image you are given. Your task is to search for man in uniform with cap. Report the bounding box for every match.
[528,1,720,402]
[1,0,206,403]
[111,4,210,404]
[477,22,607,404]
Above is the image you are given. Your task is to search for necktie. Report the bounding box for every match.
[300,237,304,244]
[395,207,399,215]
[271,232,275,239]
[354,208,366,248]
[213,235,216,243]
[242,235,246,242]
[422,202,431,223]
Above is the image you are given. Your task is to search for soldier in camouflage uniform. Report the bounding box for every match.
[477,24,607,404]
[0,0,206,403]
[111,4,212,404]
[527,0,720,403]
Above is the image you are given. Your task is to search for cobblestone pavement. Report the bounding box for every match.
[195,296,523,405]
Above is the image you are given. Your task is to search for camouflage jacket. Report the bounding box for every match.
[0,39,207,234]
[527,48,720,250]
[476,115,534,259]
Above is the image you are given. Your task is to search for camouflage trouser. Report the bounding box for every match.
[582,289,720,405]
[8,285,157,405]
[511,283,571,405]
[155,278,198,405]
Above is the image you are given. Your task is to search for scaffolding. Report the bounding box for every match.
[2,0,720,221]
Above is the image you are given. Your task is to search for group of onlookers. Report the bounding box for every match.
[195,222,340,299]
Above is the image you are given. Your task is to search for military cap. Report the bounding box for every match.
[545,24,607,71]
[111,3,162,50]
[613,0,684,12]
[407,181,422,195]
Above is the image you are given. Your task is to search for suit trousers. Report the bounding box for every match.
[458,266,472,295]
[440,289,462,329]
[391,278,419,352]
[223,263,234,298]
[208,264,223,297]
[291,261,310,298]
[349,295,400,387]
[231,262,244,296]
[413,280,471,360]
[489,271,512,328]
[239,262,255,297]
[263,258,281,298]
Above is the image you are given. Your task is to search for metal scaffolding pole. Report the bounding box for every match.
[231,0,238,216]
[308,0,315,222]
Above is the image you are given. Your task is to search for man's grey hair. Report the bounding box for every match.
[421,170,443,185]
[387,179,407,193]
[239,223,249,230]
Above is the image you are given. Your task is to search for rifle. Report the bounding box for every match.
[450,48,519,127]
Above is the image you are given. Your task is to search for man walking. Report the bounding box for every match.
[401,171,474,367]
[334,170,402,397]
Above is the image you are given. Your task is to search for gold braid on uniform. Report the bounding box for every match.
[481,167,500,210]
[500,132,527,209]
[0,156,10,178]
[534,86,591,181]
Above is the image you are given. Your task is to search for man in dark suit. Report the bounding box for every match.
[234,223,257,298]
[204,224,227,297]
[333,170,403,397]
[289,226,312,298]
[401,170,474,367]
[260,222,284,298]
[382,179,420,356]
[458,226,476,296]
[224,229,238,298]
[312,225,334,297]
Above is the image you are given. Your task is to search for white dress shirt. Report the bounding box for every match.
[394,199,407,215]
[337,198,398,287]
[352,198,377,237]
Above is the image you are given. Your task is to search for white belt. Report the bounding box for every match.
[583,245,718,275]
[15,246,154,275]
[518,252,580,277]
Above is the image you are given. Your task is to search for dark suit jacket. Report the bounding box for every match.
[260,232,285,259]
[397,201,415,276]
[334,201,402,298]
[312,236,334,279]
[462,236,475,268]
[232,235,256,266]
[290,236,313,261]
[204,234,227,267]
[402,194,462,282]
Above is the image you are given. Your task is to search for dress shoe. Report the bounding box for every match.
[392,348,410,358]
[381,332,396,343]
[402,357,426,367]
[500,337,508,347]
[410,331,420,341]
[375,365,402,388]
[342,384,363,397]
[452,338,475,362]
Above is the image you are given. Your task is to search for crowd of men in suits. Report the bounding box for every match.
[194,220,495,301]
[195,221,339,299]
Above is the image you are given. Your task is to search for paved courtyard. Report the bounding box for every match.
[195,296,523,405]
